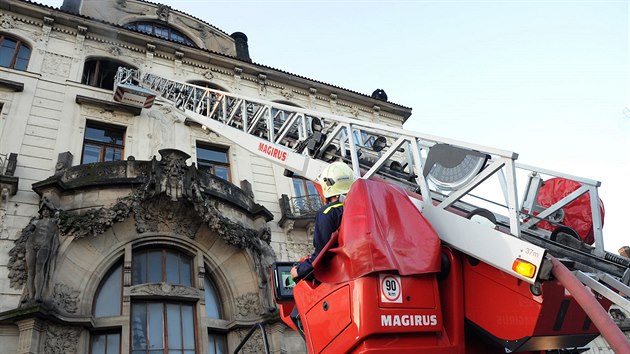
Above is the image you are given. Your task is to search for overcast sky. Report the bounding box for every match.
[38,0,629,253]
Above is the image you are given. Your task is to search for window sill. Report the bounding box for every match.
[76,94,142,116]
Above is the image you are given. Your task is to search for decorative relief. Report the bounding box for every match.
[130,283,200,299]
[236,327,265,354]
[52,283,80,314]
[44,323,80,354]
[156,5,170,21]
[132,194,202,238]
[280,88,293,100]
[108,45,122,56]
[235,292,262,318]
[0,13,15,29]
[41,53,72,78]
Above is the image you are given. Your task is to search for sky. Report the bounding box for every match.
[39,0,629,253]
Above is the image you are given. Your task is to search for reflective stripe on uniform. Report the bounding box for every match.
[323,203,343,214]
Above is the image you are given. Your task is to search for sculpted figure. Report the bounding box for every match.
[24,201,59,303]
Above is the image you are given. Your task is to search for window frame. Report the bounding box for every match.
[81,121,126,165]
[90,331,122,354]
[131,248,194,287]
[0,34,31,71]
[81,58,133,90]
[196,143,231,182]
[130,301,198,354]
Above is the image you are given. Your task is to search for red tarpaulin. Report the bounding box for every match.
[314,179,441,284]
[536,178,605,245]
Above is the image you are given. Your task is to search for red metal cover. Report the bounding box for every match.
[536,177,605,245]
[315,179,441,283]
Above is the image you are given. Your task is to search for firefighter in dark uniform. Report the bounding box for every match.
[290,161,356,280]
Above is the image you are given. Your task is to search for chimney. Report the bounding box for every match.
[231,32,251,63]
[61,0,81,14]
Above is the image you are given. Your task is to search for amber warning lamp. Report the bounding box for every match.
[512,258,537,278]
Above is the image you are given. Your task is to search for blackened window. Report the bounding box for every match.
[126,22,196,47]
[0,35,30,71]
[82,122,125,164]
[196,144,230,181]
[82,59,131,90]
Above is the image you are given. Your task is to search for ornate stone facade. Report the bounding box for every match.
[0,1,412,353]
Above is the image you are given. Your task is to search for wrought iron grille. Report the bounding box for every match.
[287,194,323,216]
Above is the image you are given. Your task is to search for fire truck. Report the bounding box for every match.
[114,68,630,353]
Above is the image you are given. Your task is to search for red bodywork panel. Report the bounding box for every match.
[314,179,441,283]
[276,179,605,353]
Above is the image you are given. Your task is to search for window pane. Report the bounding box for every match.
[167,304,182,349]
[204,277,221,319]
[15,57,28,71]
[292,179,306,197]
[131,304,147,350]
[197,146,228,163]
[165,251,179,284]
[132,251,146,285]
[92,334,106,354]
[147,303,164,350]
[182,304,195,349]
[147,250,162,283]
[179,256,191,287]
[104,147,122,162]
[208,333,226,354]
[0,39,16,67]
[214,166,229,181]
[306,180,319,196]
[94,264,122,317]
[106,333,120,354]
[82,144,101,164]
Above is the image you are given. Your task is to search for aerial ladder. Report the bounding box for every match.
[114,67,630,353]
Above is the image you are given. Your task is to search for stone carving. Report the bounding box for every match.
[203,69,214,80]
[58,201,131,239]
[52,283,80,314]
[157,5,170,21]
[44,323,80,354]
[280,88,293,100]
[41,53,72,78]
[10,149,273,286]
[108,45,122,56]
[249,230,276,311]
[0,13,15,29]
[235,292,261,318]
[22,199,60,303]
[236,327,265,354]
[132,194,202,238]
[130,283,200,298]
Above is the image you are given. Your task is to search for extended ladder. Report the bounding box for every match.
[113,68,628,302]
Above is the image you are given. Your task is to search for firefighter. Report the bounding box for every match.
[290,161,356,281]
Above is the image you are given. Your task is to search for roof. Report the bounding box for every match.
[20,0,412,114]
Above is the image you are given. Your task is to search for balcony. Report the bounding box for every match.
[278,194,323,229]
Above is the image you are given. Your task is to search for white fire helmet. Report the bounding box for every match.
[317,162,357,198]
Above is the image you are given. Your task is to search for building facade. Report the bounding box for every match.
[0,1,412,353]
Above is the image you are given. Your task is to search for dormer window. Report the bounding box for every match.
[126,22,196,47]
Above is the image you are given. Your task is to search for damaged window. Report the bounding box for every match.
[82,58,132,90]
[81,121,125,164]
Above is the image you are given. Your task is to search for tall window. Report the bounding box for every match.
[94,263,122,317]
[196,144,230,181]
[126,22,195,47]
[82,122,125,164]
[0,35,30,70]
[131,302,196,354]
[291,177,322,214]
[82,59,131,90]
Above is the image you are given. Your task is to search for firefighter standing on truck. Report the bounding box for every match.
[291,162,356,281]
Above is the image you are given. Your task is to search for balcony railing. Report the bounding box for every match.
[279,194,323,228]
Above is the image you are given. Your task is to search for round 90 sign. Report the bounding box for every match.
[380,274,402,303]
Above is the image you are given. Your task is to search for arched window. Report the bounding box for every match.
[0,34,31,70]
[126,22,196,47]
[90,247,228,354]
[82,58,133,90]
[94,262,122,317]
